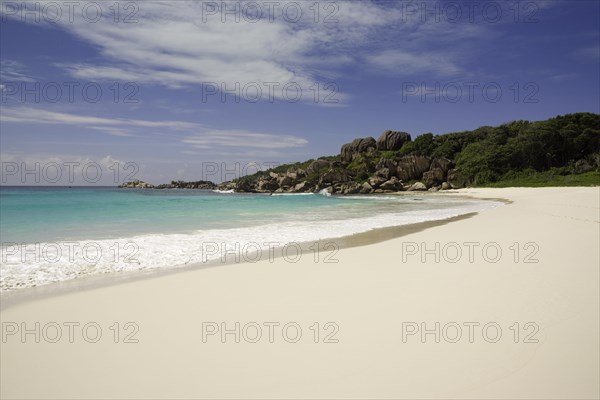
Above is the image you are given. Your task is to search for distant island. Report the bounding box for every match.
[120,113,600,193]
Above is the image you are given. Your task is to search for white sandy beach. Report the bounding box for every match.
[1,187,599,399]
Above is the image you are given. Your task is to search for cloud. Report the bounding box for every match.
[1,1,479,100]
[1,106,202,129]
[87,126,136,137]
[0,152,133,185]
[0,60,36,82]
[368,50,462,77]
[182,130,307,149]
[1,106,309,150]
[3,1,396,103]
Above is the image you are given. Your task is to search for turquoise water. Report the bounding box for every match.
[1,186,356,243]
[0,186,502,290]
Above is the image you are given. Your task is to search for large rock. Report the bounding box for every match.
[217,182,236,191]
[286,172,298,180]
[441,182,451,190]
[408,182,427,191]
[306,159,331,175]
[119,180,155,188]
[376,130,411,151]
[398,155,432,180]
[340,137,376,162]
[430,157,454,174]
[296,169,307,178]
[422,167,445,187]
[293,181,311,192]
[341,182,361,194]
[358,137,376,153]
[396,167,410,182]
[380,177,400,191]
[376,158,398,171]
[368,176,386,189]
[319,169,350,185]
[278,175,294,187]
[235,180,253,192]
[375,168,391,180]
[447,169,471,189]
[258,180,279,192]
[360,182,374,194]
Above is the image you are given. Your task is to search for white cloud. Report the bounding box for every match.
[1,106,308,150]
[1,106,201,129]
[1,1,532,101]
[182,130,307,149]
[368,50,462,77]
[2,1,396,102]
[0,60,36,82]
[87,126,136,137]
[0,152,132,185]
[0,1,471,100]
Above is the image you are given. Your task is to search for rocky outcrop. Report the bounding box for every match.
[306,159,331,175]
[376,158,397,171]
[447,169,471,189]
[376,130,411,151]
[119,180,155,188]
[430,157,454,174]
[334,182,361,195]
[380,177,401,191]
[170,180,216,189]
[234,179,253,192]
[408,182,427,191]
[293,181,310,192]
[375,167,392,180]
[341,137,376,162]
[422,168,445,187]
[257,179,279,192]
[397,155,432,181]
[320,169,351,185]
[214,131,474,194]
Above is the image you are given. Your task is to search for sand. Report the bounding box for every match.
[1,187,598,399]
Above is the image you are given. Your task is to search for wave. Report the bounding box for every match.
[0,200,503,291]
[271,193,315,196]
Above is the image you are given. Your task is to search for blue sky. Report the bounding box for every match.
[1,0,599,184]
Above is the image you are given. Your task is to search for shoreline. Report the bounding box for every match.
[1,189,501,310]
[2,187,598,399]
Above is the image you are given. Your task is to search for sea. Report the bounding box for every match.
[0,186,503,291]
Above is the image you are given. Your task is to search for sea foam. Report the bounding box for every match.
[1,199,502,291]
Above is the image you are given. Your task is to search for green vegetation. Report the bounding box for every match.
[481,170,600,188]
[375,113,600,186]
[346,154,375,183]
[233,113,600,188]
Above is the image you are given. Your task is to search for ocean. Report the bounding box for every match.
[0,186,502,291]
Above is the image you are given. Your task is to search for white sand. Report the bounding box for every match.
[1,187,599,399]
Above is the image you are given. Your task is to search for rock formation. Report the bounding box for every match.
[376,130,411,151]
[340,137,376,162]
[123,130,474,194]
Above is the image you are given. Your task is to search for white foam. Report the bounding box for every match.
[0,200,503,291]
[271,193,315,196]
